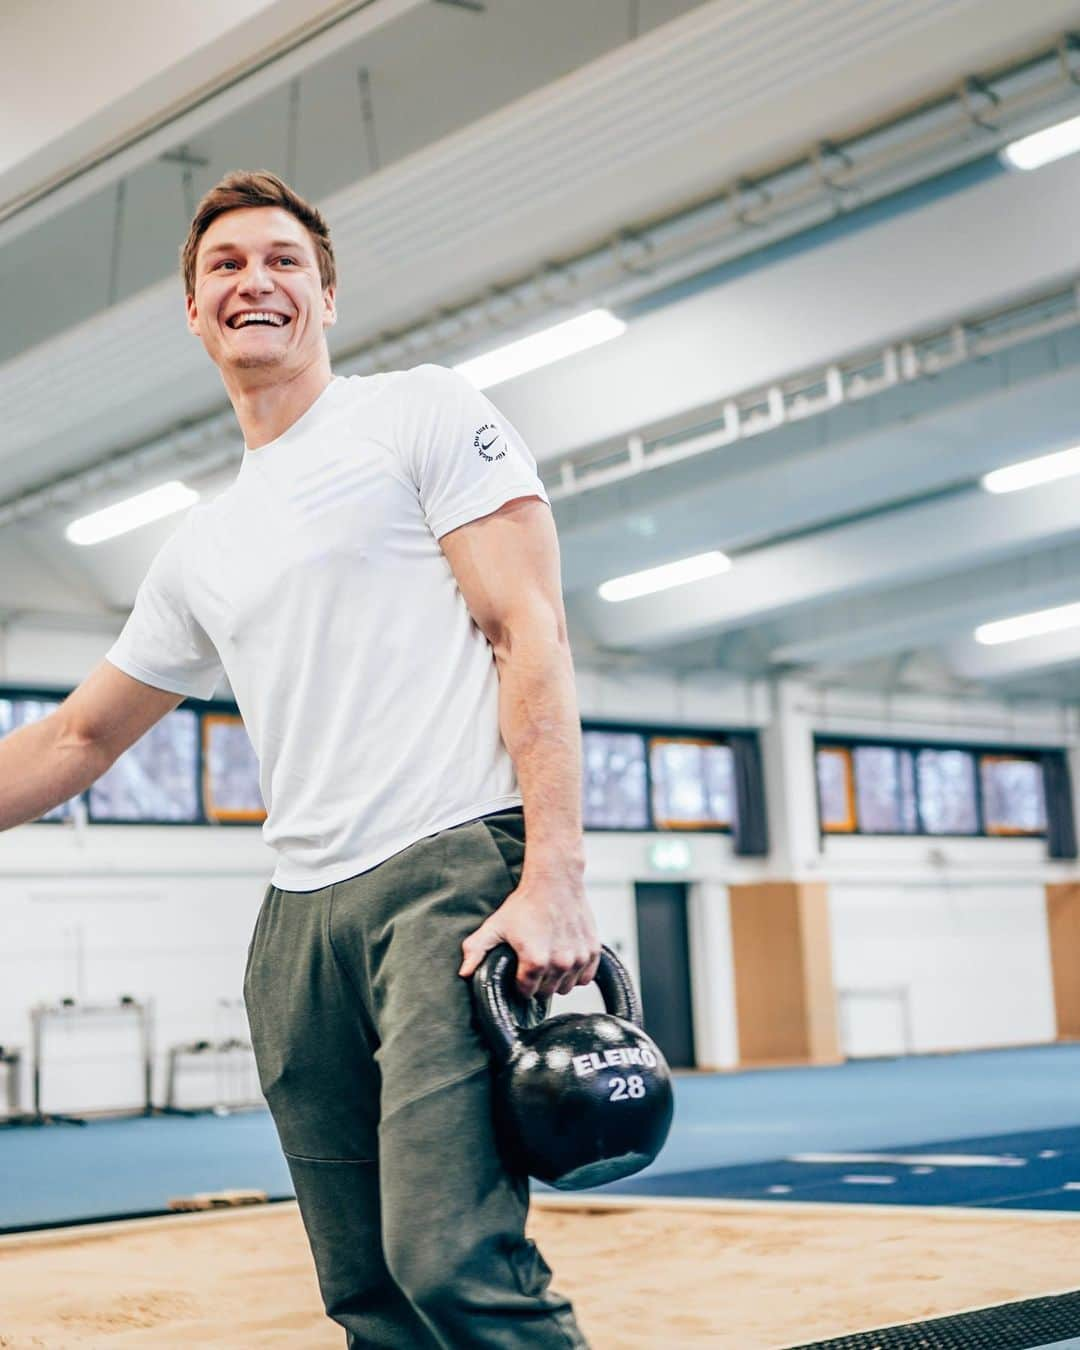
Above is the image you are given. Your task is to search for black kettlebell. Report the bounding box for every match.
[472,943,674,1190]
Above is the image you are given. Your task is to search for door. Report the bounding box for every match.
[634,882,696,1068]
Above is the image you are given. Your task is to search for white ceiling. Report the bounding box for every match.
[6,0,1080,702]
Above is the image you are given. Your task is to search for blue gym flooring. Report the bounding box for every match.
[3,1044,1080,1232]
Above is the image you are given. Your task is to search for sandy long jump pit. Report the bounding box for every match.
[1,1195,1079,1347]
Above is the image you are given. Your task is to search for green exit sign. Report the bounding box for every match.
[648,839,692,873]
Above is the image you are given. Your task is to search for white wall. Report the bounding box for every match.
[829,872,1056,1056]
[792,683,1080,1057]
[0,823,274,1115]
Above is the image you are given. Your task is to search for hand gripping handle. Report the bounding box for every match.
[471,944,642,1066]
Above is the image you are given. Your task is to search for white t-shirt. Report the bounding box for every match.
[106,364,550,891]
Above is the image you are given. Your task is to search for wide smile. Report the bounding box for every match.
[225,310,292,331]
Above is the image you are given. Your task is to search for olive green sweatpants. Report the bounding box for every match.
[243,809,587,1349]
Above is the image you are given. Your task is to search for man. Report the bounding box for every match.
[0,170,597,1348]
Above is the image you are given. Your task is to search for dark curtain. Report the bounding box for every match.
[1042,751,1078,860]
[730,732,769,857]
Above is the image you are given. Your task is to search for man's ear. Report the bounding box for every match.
[185,293,201,337]
[323,286,337,328]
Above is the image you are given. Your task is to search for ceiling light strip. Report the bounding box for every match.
[975,601,1080,646]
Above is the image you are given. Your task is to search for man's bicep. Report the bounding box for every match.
[56,660,185,761]
[439,496,567,650]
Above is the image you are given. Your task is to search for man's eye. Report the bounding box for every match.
[216,260,238,270]
[277,257,297,266]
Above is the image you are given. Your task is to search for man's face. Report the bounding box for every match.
[186,206,336,379]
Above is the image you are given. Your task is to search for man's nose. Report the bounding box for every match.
[238,264,274,295]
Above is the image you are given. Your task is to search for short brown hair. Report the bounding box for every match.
[180,170,336,297]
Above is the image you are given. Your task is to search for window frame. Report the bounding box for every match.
[813,732,1057,842]
[581,719,753,835]
[202,712,266,824]
[0,688,76,825]
[815,744,857,834]
[979,752,1050,838]
[86,704,203,826]
[0,683,264,828]
[648,733,737,832]
[0,685,760,837]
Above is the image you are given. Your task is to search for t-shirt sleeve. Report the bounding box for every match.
[396,364,550,539]
[105,521,224,700]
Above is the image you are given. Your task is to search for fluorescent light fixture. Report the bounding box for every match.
[454,309,626,390]
[66,481,199,546]
[975,601,1080,646]
[598,550,731,603]
[981,445,1080,494]
[1001,113,1080,171]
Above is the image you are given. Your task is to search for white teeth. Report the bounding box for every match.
[230,311,287,328]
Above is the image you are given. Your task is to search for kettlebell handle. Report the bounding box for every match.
[472,944,643,1065]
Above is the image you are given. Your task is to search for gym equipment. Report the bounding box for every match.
[472,944,674,1189]
[164,1036,258,1114]
[0,1045,22,1116]
[28,996,154,1125]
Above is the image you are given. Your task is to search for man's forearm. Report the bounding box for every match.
[495,629,584,881]
[0,715,109,832]
[459,605,599,995]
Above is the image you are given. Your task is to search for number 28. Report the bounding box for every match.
[609,1075,646,1101]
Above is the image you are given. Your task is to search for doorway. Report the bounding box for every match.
[634,881,696,1068]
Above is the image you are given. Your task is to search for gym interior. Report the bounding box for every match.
[5,2,1080,1346]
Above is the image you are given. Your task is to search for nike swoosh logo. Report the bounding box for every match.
[480,436,499,451]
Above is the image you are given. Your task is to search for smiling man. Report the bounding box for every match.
[0,171,596,1348]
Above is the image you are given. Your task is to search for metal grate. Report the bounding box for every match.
[790,1289,1080,1350]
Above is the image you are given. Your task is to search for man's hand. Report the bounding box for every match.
[459,872,601,999]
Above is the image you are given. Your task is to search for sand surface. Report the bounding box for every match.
[1,1198,1078,1348]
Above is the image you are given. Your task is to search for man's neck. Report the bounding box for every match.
[226,359,334,450]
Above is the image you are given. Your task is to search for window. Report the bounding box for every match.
[580,723,750,832]
[0,686,272,829]
[814,736,1056,841]
[203,715,265,822]
[582,730,648,829]
[0,697,75,822]
[853,745,917,834]
[649,737,735,830]
[981,755,1047,835]
[89,710,200,822]
[816,746,855,832]
[916,749,978,835]
[0,685,759,838]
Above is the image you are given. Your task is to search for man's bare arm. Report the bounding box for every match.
[0,661,183,831]
[440,495,599,999]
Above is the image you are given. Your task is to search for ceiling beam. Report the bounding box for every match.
[770,547,1080,668]
[579,474,1080,651]
[0,0,425,245]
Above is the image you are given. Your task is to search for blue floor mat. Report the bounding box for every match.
[607,1123,1080,1209]
[3,1045,1080,1231]
[0,1111,292,1231]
